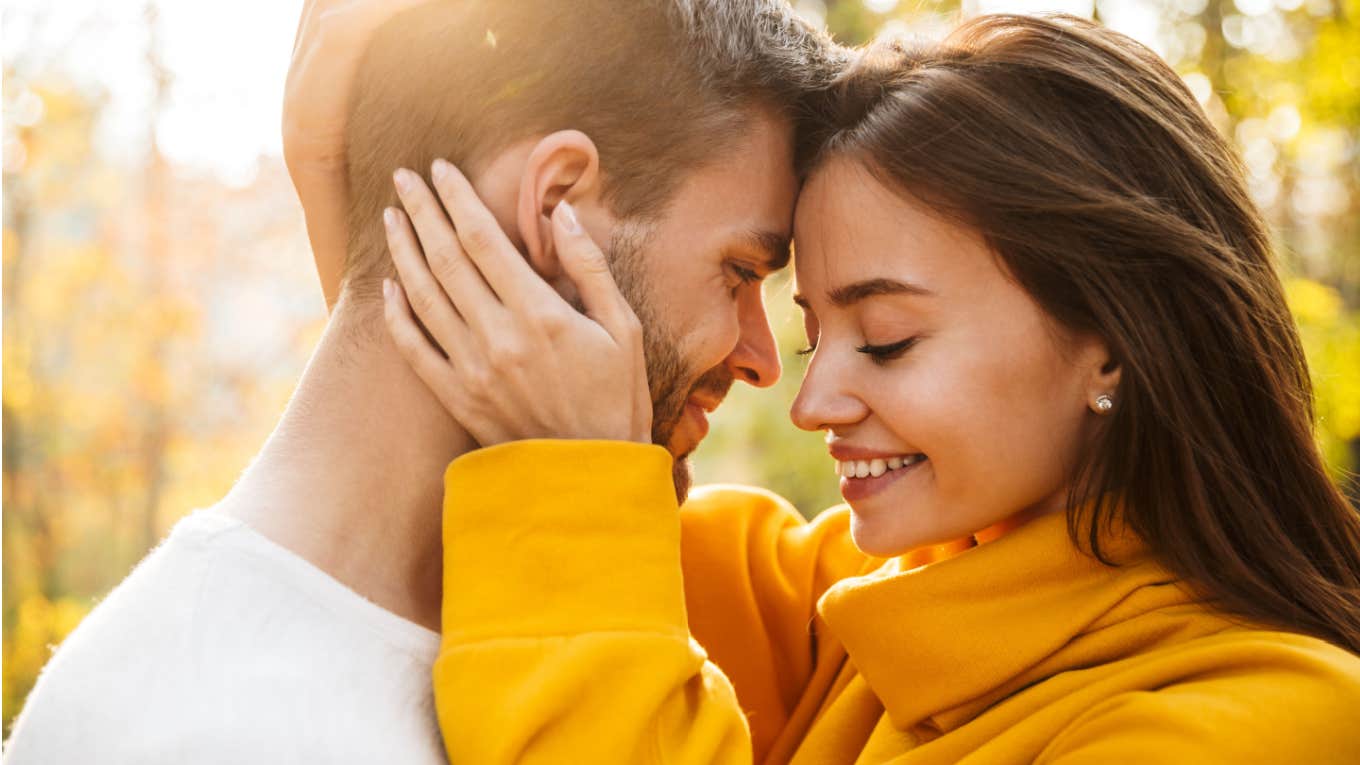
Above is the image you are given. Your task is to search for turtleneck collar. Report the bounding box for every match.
[816,508,1239,735]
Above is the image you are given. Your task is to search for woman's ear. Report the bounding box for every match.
[1084,339,1123,415]
[516,130,602,288]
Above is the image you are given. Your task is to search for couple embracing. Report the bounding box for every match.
[8,1,1360,763]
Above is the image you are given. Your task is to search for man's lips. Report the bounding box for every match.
[684,401,710,441]
[687,395,722,414]
[686,390,724,431]
[673,394,722,455]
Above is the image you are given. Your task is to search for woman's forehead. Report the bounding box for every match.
[794,170,986,295]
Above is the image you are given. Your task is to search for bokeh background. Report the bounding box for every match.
[3,0,1357,735]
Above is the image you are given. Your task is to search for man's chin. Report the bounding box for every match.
[649,429,693,503]
[670,455,694,505]
[664,420,702,462]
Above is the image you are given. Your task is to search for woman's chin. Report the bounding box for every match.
[849,509,928,558]
[847,496,980,560]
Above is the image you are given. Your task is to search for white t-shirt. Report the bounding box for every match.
[4,509,447,764]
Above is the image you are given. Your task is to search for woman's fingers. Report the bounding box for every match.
[429,159,557,309]
[391,168,505,335]
[383,278,506,447]
[383,206,472,355]
[551,202,643,345]
[383,158,652,447]
[382,279,464,408]
[549,202,650,443]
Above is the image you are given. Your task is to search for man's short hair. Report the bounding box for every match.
[343,0,843,294]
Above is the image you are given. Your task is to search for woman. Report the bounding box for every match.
[323,12,1360,764]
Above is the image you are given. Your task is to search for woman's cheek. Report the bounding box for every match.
[887,353,979,496]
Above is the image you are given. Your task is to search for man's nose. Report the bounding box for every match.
[725,287,781,388]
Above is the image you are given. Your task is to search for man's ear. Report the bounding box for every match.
[516,130,603,290]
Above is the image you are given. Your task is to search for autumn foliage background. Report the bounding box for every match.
[3,0,1358,735]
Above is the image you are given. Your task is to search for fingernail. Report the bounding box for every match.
[557,201,580,233]
[393,168,412,192]
[382,278,393,300]
[432,158,451,181]
[383,207,397,229]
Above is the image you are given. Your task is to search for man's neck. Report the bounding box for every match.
[220,299,473,632]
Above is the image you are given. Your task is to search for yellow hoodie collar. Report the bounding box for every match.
[816,508,1237,735]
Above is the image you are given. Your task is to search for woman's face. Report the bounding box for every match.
[790,157,1119,557]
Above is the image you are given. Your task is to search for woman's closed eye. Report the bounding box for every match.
[856,336,919,364]
[794,336,920,363]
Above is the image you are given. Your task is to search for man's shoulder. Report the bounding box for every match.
[17,507,437,681]
[27,510,235,666]
[5,509,447,763]
[3,511,232,760]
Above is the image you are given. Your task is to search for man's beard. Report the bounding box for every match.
[602,222,733,503]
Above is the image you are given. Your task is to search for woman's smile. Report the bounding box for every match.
[829,441,929,503]
[837,453,928,503]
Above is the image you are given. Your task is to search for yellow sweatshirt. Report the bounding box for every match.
[434,440,1360,764]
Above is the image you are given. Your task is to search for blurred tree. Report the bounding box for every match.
[3,70,110,727]
[2,7,324,733]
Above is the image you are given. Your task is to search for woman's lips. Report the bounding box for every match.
[839,456,927,502]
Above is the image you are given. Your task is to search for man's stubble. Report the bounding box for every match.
[602,222,733,503]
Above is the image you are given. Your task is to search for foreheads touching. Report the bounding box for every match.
[337,0,841,309]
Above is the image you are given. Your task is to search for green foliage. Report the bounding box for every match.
[1288,278,1360,484]
[1302,18,1360,126]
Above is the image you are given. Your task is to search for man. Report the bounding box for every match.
[3,1,840,761]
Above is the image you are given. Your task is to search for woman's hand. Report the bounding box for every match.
[381,160,652,447]
[283,0,425,311]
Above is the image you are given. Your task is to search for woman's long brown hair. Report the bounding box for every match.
[805,14,1360,652]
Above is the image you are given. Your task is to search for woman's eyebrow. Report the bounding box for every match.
[794,278,935,310]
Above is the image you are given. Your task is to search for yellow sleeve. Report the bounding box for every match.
[434,439,754,764]
[679,485,875,758]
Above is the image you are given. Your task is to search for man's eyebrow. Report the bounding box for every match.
[737,230,792,272]
[826,278,935,307]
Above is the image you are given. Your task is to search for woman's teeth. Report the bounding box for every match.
[835,454,926,478]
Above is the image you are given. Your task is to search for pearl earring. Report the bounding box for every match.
[1095,394,1114,413]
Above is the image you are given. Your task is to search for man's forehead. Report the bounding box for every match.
[652,113,798,264]
[657,169,796,266]
[681,112,798,207]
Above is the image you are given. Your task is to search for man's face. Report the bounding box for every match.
[606,110,799,501]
